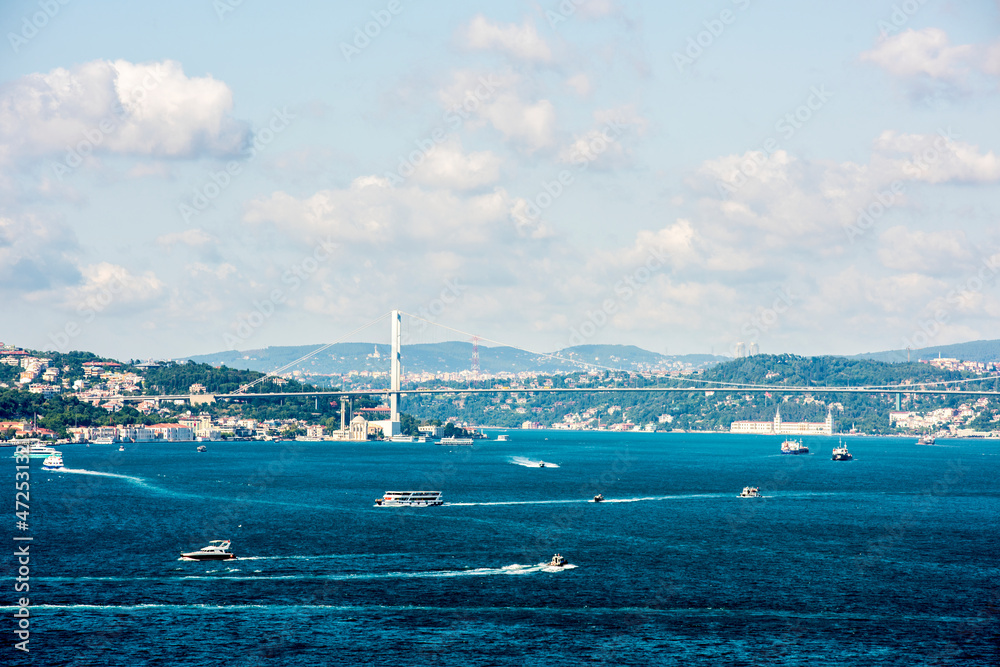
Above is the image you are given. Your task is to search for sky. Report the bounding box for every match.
[2,0,1000,361]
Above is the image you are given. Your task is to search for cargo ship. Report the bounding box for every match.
[780,439,809,455]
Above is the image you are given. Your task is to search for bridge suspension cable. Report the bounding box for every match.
[234,312,391,394]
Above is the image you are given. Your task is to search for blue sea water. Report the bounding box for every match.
[6,432,1000,666]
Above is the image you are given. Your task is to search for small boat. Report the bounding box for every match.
[832,442,853,461]
[739,486,761,498]
[41,454,64,470]
[496,434,509,442]
[438,437,474,445]
[118,445,125,452]
[197,445,207,452]
[181,540,235,560]
[780,439,809,455]
[547,553,569,567]
[917,435,935,446]
[538,461,546,468]
[593,494,604,502]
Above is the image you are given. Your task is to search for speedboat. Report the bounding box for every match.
[181,540,235,560]
[118,445,125,451]
[548,553,569,567]
[739,486,761,498]
[538,461,546,468]
[197,445,207,452]
[41,454,64,470]
[593,494,604,502]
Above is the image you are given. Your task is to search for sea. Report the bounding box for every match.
[6,432,999,666]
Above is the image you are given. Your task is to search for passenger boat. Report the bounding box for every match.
[181,540,235,561]
[496,434,509,441]
[41,454,64,470]
[547,553,569,567]
[593,494,604,502]
[739,486,761,498]
[831,442,853,461]
[374,491,443,507]
[438,437,474,445]
[12,443,60,458]
[780,439,809,455]
[917,435,935,446]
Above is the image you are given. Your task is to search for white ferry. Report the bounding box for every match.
[42,454,64,470]
[496,434,509,442]
[12,443,60,458]
[375,491,444,507]
[438,437,474,445]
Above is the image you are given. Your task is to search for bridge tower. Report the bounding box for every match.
[390,309,401,426]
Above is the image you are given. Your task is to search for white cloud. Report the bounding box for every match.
[877,226,970,273]
[861,29,1000,95]
[461,15,552,63]
[410,138,502,190]
[60,262,164,312]
[872,130,1000,183]
[558,105,647,168]
[566,73,591,96]
[0,214,79,290]
[439,70,556,152]
[157,229,214,249]
[0,59,249,165]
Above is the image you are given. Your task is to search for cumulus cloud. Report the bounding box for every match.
[861,29,1000,95]
[877,226,970,273]
[59,262,164,312]
[558,104,647,169]
[439,70,556,152]
[410,138,502,190]
[244,175,543,246]
[460,15,552,62]
[0,59,249,165]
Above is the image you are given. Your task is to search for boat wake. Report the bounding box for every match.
[447,493,727,507]
[510,456,559,468]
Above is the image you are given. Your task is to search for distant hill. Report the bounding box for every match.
[851,339,1000,364]
[181,342,729,376]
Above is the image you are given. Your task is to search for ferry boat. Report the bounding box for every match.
[41,454,64,470]
[374,491,443,507]
[593,494,604,503]
[739,486,761,498]
[831,442,853,461]
[438,437,474,445]
[780,439,809,455]
[548,553,569,567]
[496,434,509,442]
[917,435,935,446]
[181,540,235,561]
[92,437,115,445]
[12,444,60,458]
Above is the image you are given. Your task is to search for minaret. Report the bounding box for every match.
[773,408,781,434]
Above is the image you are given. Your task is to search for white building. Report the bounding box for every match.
[731,408,834,436]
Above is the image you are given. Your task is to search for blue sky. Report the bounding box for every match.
[3,0,1000,361]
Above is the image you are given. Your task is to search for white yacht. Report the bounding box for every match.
[41,454,64,470]
[12,443,60,458]
[739,486,762,498]
[374,491,443,507]
[181,540,235,561]
[438,437,474,445]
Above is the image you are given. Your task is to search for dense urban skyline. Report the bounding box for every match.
[3,1,1000,361]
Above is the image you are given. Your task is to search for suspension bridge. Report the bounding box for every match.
[117,310,1000,430]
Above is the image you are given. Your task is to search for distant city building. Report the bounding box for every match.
[730,408,834,436]
[747,342,759,356]
[734,342,746,358]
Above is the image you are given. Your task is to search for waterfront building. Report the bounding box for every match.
[730,408,834,435]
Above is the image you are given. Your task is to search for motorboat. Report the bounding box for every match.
[917,435,935,446]
[739,486,762,498]
[118,445,125,451]
[181,540,235,560]
[41,454,64,470]
[593,494,604,502]
[197,445,207,452]
[496,434,509,442]
[831,442,853,461]
[375,491,443,507]
[538,461,546,468]
[548,553,569,567]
